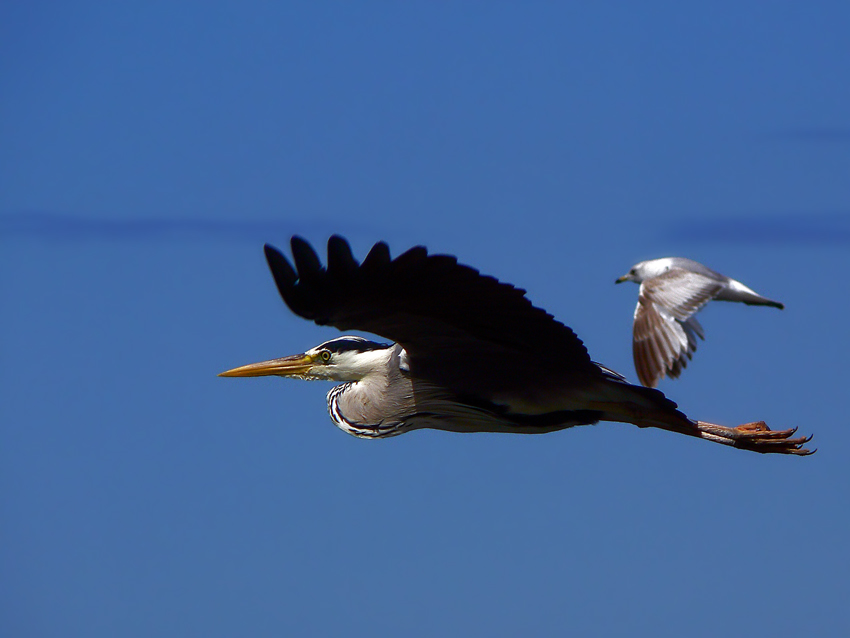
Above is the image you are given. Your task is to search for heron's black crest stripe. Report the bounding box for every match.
[318,336,390,354]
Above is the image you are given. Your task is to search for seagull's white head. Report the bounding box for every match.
[615,258,677,284]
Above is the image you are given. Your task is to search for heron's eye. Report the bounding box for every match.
[320,350,331,362]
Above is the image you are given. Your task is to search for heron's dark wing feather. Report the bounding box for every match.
[632,269,723,387]
[264,236,596,392]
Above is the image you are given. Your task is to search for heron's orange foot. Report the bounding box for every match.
[695,420,815,455]
[733,423,814,454]
[735,421,769,432]
[733,421,802,440]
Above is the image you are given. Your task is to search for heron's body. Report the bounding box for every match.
[284,339,674,439]
[221,236,811,455]
[616,257,785,388]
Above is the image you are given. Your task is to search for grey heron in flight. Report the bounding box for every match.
[616,257,784,388]
[220,236,812,455]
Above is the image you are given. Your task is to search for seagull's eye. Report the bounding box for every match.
[320,350,331,362]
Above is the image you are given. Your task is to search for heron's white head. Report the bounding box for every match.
[219,336,393,382]
[615,258,677,284]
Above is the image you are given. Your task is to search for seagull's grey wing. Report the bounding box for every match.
[633,269,724,387]
[264,236,599,396]
[662,257,727,281]
[666,258,785,309]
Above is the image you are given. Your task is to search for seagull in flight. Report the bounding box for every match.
[220,237,810,455]
[616,257,784,388]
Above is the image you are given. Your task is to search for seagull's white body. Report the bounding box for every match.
[617,257,784,388]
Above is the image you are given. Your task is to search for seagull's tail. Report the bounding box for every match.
[715,279,785,309]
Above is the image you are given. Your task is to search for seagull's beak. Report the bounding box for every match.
[615,274,630,284]
[219,353,316,378]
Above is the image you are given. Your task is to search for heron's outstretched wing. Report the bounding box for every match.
[263,235,598,394]
[633,269,724,387]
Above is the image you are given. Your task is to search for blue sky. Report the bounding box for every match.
[2,2,849,636]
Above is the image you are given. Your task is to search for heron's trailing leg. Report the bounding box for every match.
[586,386,814,455]
[640,414,814,455]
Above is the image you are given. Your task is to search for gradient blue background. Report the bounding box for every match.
[2,3,849,636]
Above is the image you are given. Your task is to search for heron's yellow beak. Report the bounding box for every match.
[615,274,630,284]
[219,353,316,378]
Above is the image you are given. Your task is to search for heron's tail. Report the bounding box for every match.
[588,375,692,431]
